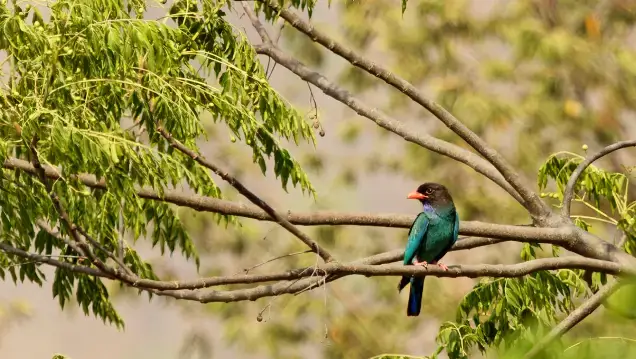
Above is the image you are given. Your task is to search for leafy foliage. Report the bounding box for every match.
[255,0,319,20]
[433,271,586,359]
[1,0,636,358]
[0,0,316,327]
[419,151,630,358]
[538,151,636,253]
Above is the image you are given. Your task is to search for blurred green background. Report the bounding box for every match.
[2,0,636,358]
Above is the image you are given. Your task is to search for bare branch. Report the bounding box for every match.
[570,229,636,272]
[256,0,548,218]
[147,256,624,303]
[250,45,526,206]
[2,213,621,309]
[562,140,636,218]
[4,157,575,245]
[3,229,612,297]
[311,235,576,296]
[156,127,336,262]
[241,2,272,43]
[524,280,622,359]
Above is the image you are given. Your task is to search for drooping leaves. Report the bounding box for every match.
[431,150,633,358]
[0,0,316,327]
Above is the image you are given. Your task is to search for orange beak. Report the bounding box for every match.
[407,191,427,200]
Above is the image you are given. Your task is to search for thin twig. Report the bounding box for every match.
[35,220,88,258]
[562,140,636,218]
[243,249,313,274]
[3,255,87,269]
[564,337,636,353]
[242,3,279,79]
[273,17,285,45]
[37,215,133,276]
[306,82,324,136]
[75,226,134,276]
[0,242,111,278]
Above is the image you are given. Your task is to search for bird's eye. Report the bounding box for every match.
[425,188,433,195]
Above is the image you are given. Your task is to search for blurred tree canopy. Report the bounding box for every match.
[1,1,636,359]
[331,0,635,219]
[268,1,636,357]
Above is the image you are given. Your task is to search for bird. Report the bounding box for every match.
[397,182,459,317]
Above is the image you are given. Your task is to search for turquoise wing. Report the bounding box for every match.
[452,210,460,245]
[403,213,429,265]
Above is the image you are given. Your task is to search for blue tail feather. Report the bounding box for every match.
[407,277,425,316]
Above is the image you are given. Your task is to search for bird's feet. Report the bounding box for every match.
[431,261,449,271]
[412,259,429,268]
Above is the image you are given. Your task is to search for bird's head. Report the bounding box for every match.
[407,182,454,207]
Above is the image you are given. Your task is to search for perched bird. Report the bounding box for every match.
[398,182,459,317]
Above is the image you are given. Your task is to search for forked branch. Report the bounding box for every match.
[1,233,621,298]
[255,0,549,218]
[4,158,574,246]
[28,137,116,278]
[145,256,624,303]
[156,127,335,263]
[240,5,525,207]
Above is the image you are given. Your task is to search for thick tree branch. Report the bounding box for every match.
[562,140,636,218]
[13,154,610,299]
[568,229,636,271]
[249,44,526,207]
[156,127,335,263]
[524,280,622,359]
[255,0,548,218]
[3,158,570,243]
[145,256,624,303]
[1,231,616,297]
